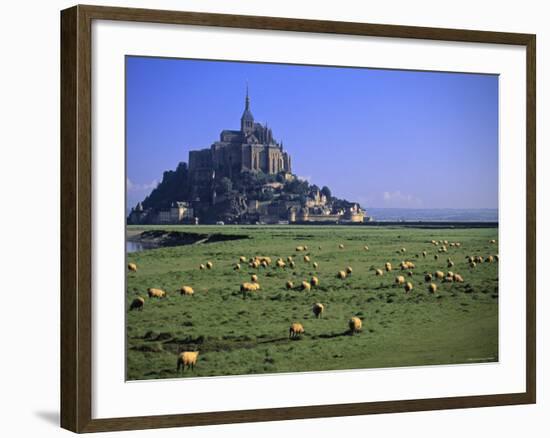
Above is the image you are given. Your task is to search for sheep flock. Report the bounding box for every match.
[127,228,499,378]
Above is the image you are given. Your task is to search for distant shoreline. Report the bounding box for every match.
[128,221,498,229]
[289,221,498,228]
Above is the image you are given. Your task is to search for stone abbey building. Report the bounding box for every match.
[128,89,367,225]
[188,89,292,194]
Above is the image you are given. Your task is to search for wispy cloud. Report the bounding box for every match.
[382,190,423,208]
[127,178,158,192]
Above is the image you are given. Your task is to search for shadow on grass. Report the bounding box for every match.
[312,330,353,339]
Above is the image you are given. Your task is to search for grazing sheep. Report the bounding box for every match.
[408,271,414,277]
[395,275,405,285]
[313,262,319,270]
[346,266,353,275]
[287,256,293,262]
[129,297,144,311]
[434,271,445,280]
[176,351,199,372]
[295,246,305,252]
[289,322,305,339]
[337,270,347,279]
[253,256,272,265]
[312,303,324,319]
[310,276,319,287]
[486,255,494,263]
[400,261,415,270]
[448,260,454,268]
[303,255,311,263]
[404,282,414,293]
[434,254,439,260]
[251,274,258,283]
[450,242,456,247]
[180,286,194,296]
[470,261,477,268]
[234,263,241,271]
[453,273,464,283]
[443,240,449,245]
[199,264,206,270]
[206,261,213,269]
[147,288,166,298]
[431,240,437,245]
[239,256,247,263]
[289,261,296,269]
[474,256,484,263]
[495,255,499,262]
[425,273,433,282]
[276,259,286,269]
[348,316,362,334]
[444,275,454,283]
[128,263,137,272]
[455,242,462,247]
[261,260,269,268]
[304,246,309,251]
[385,262,392,272]
[422,251,427,257]
[286,281,294,290]
[241,282,261,295]
[301,281,312,291]
[400,247,406,253]
[375,268,384,276]
[489,239,497,244]
[364,245,369,251]
[428,283,437,294]
[339,244,345,249]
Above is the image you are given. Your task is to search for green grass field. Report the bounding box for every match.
[126,225,499,380]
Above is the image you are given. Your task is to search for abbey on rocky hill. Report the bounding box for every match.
[188,87,292,200]
[128,88,367,225]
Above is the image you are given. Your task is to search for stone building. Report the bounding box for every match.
[127,201,194,224]
[188,88,292,197]
[127,202,147,224]
[343,203,365,223]
[305,189,328,208]
[288,202,365,224]
[166,201,194,223]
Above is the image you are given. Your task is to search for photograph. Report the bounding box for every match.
[125,56,499,380]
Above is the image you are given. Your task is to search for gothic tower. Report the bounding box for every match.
[240,85,254,134]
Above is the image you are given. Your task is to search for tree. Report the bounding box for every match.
[321,186,332,200]
[217,177,233,195]
[259,190,274,202]
[142,162,190,209]
[284,178,309,196]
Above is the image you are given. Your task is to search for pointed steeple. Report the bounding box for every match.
[241,82,254,133]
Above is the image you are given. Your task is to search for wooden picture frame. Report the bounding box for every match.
[60,4,536,433]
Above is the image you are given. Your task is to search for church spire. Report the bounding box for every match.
[241,82,254,133]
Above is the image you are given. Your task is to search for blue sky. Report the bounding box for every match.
[126,56,498,210]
